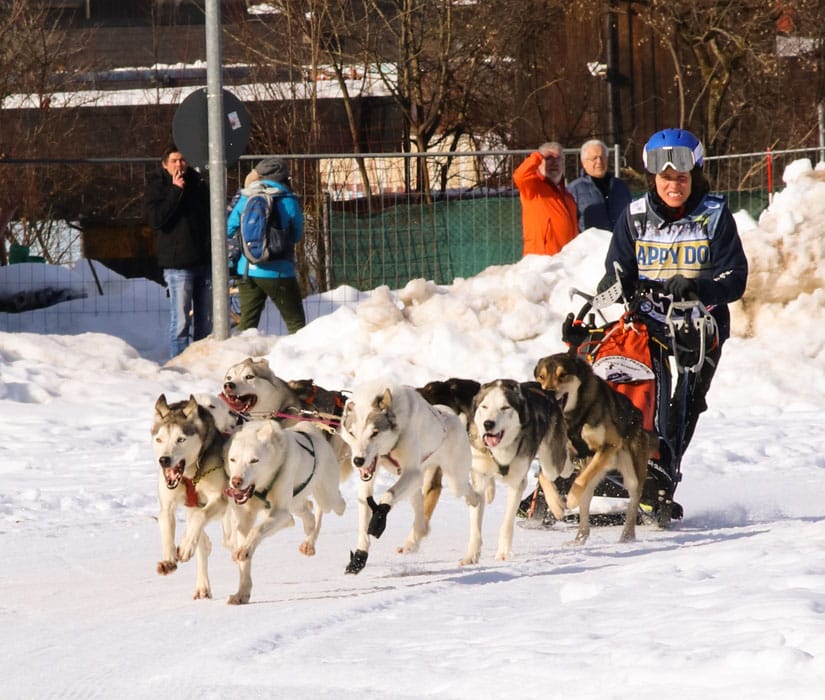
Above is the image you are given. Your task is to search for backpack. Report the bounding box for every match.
[238,183,294,265]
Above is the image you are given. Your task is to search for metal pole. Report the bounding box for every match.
[205,0,229,340]
[605,0,621,145]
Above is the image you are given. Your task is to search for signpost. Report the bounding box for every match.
[171,0,249,340]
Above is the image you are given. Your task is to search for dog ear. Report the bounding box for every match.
[554,360,569,381]
[155,393,170,417]
[182,395,200,418]
[378,388,393,411]
[257,419,276,441]
[252,358,278,383]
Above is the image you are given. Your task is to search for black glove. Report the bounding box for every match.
[595,274,615,294]
[561,312,590,348]
[367,496,391,538]
[663,274,697,300]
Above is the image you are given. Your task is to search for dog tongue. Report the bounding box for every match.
[484,432,502,448]
[219,392,249,412]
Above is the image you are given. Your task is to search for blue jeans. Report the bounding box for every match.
[163,266,213,358]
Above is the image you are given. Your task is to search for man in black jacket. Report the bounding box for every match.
[144,144,212,358]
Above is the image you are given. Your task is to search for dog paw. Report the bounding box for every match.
[192,586,212,600]
[176,542,195,563]
[157,560,177,575]
[619,530,636,543]
[570,531,589,546]
[345,549,368,574]
[232,547,251,562]
[396,541,420,554]
[459,552,480,566]
[494,549,512,561]
[299,541,316,556]
[547,500,565,521]
[566,483,583,509]
[227,592,250,605]
[367,496,391,538]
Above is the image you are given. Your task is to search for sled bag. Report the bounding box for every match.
[586,319,657,432]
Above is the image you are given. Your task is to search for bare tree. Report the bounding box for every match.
[0,0,96,264]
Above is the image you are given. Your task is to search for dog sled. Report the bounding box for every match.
[524,265,719,530]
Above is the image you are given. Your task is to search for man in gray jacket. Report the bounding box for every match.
[568,140,632,232]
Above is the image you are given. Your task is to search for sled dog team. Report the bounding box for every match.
[152,354,657,604]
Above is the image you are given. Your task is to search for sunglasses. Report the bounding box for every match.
[644,146,696,174]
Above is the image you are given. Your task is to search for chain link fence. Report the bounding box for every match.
[1,146,822,334]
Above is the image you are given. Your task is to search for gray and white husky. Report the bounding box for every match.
[220,357,303,419]
[339,380,481,574]
[466,379,573,563]
[151,394,230,600]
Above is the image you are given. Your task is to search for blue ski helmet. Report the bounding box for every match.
[643,128,704,173]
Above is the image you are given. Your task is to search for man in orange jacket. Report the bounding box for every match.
[513,142,578,256]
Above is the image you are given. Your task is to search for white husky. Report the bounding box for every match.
[151,394,229,600]
[339,381,481,574]
[224,420,346,605]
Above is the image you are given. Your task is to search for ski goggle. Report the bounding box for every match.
[643,146,696,174]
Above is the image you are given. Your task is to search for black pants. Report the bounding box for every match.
[650,339,723,476]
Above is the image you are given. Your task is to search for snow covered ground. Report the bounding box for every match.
[2,160,825,699]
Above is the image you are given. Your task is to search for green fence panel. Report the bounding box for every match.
[329,195,523,290]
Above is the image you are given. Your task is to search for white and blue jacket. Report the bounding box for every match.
[606,191,748,342]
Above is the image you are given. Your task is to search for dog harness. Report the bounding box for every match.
[253,431,317,509]
[183,451,225,508]
[273,407,342,433]
[182,477,200,507]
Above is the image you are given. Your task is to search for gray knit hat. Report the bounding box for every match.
[255,157,289,183]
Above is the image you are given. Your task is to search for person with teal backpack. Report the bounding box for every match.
[226,158,306,334]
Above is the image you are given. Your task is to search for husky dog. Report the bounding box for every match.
[224,420,346,604]
[152,394,229,600]
[221,357,345,423]
[416,378,483,520]
[417,378,481,426]
[221,357,352,481]
[465,379,572,563]
[193,393,245,435]
[339,381,481,574]
[534,353,658,544]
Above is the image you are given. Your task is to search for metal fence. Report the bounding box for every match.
[1,146,822,336]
